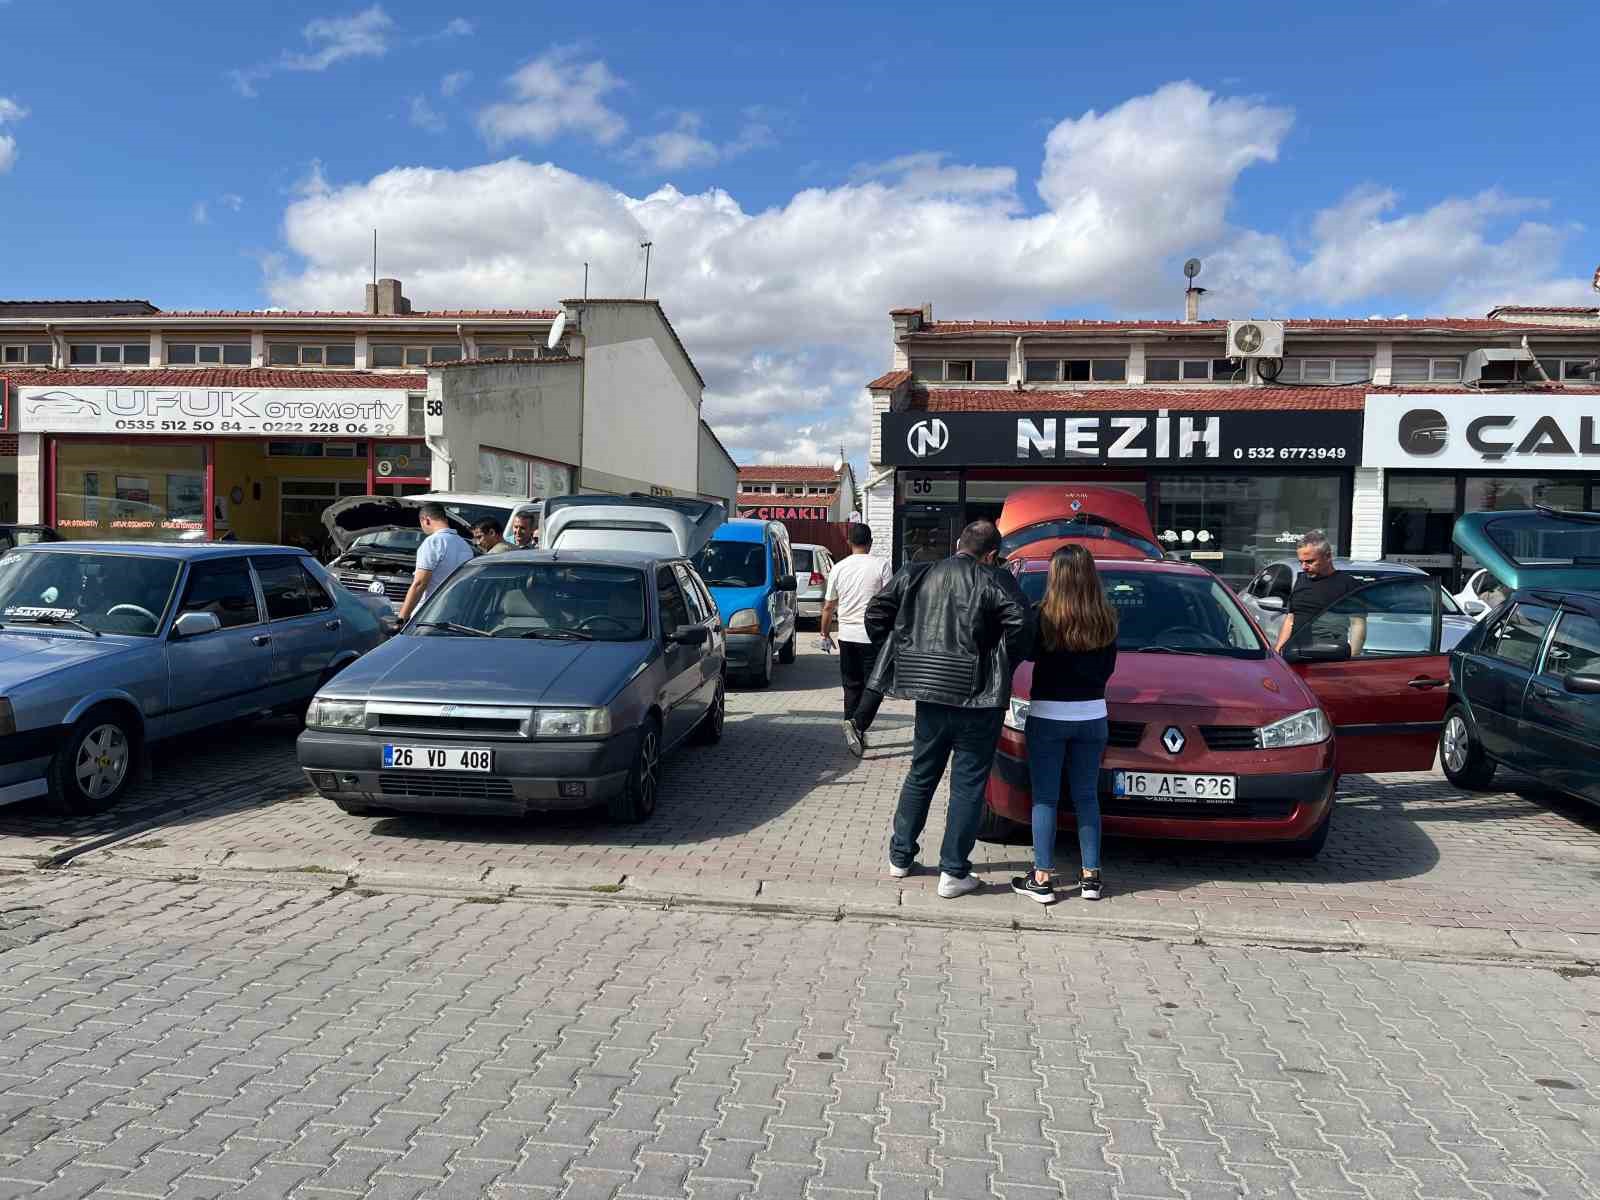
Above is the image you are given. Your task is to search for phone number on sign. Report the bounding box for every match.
[112,419,381,434]
[1232,447,1349,460]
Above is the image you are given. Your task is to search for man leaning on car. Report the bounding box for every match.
[397,503,474,623]
[1274,530,1367,658]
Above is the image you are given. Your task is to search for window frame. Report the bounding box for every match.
[68,342,150,366]
[909,358,1010,383]
[656,565,693,637]
[176,556,263,630]
[1146,357,1242,383]
[1280,357,1372,384]
[267,343,357,368]
[167,342,252,367]
[2,343,52,365]
[369,344,465,368]
[1286,574,1442,661]
[1391,356,1465,384]
[250,555,315,622]
[1485,600,1557,671]
[1539,607,1600,679]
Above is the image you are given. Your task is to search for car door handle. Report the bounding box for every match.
[323,619,341,631]
[1407,676,1447,689]
[252,634,271,646]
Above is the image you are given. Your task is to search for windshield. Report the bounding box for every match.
[693,542,768,589]
[1019,567,1265,658]
[1483,512,1600,567]
[352,529,427,553]
[1001,516,1164,561]
[0,551,180,636]
[412,562,648,640]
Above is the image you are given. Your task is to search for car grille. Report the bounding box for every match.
[376,714,524,736]
[379,774,516,802]
[1107,721,1145,749]
[339,572,407,601]
[1199,725,1260,751]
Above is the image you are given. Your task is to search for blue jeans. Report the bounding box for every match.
[890,703,1005,879]
[1024,714,1108,873]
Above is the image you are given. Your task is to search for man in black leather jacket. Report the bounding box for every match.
[865,520,1031,897]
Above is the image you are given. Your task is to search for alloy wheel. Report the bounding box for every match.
[1441,715,1469,773]
[636,730,659,816]
[75,724,130,800]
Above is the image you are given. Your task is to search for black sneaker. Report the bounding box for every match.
[1079,872,1103,901]
[1011,874,1056,905]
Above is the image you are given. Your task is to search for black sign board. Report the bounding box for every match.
[880,409,1364,468]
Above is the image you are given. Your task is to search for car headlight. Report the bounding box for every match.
[307,698,368,731]
[1257,707,1330,749]
[534,708,612,738]
[1004,697,1030,732]
[727,608,761,633]
[0,698,14,738]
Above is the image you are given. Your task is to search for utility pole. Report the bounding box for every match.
[640,242,653,300]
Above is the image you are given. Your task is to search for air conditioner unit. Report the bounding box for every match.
[1226,320,1284,359]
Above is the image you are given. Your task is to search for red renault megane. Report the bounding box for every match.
[984,486,1452,856]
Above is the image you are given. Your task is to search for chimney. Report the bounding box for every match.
[365,277,412,316]
[1183,285,1207,323]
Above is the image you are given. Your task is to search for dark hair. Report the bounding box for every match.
[418,502,448,524]
[472,518,500,536]
[957,519,1001,559]
[847,522,872,548]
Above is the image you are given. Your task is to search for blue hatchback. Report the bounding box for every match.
[691,519,798,686]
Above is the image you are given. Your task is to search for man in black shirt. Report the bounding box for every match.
[1274,530,1367,657]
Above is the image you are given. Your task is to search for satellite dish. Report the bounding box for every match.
[832,456,845,474]
[545,310,568,351]
[1183,258,1203,280]
[1592,263,1600,292]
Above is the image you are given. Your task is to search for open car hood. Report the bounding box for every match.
[321,495,472,553]
[1453,506,1600,592]
[541,494,725,558]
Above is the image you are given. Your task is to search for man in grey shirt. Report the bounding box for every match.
[397,503,474,622]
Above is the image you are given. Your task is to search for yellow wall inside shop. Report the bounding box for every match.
[212,441,367,546]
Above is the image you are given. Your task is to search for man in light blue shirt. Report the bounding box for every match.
[397,502,474,622]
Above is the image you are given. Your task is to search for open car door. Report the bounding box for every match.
[1282,574,1449,774]
[541,494,725,558]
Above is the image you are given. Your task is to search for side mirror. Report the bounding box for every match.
[1564,673,1600,695]
[1282,642,1349,664]
[668,624,709,647]
[774,574,798,593]
[1256,595,1286,613]
[172,611,222,639]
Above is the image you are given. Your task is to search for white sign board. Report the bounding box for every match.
[16,385,410,437]
[1363,393,1600,471]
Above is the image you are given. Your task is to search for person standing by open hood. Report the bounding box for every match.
[397,503,473,623]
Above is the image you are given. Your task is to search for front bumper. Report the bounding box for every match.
[0,729,64,807]
[297,727,640,815]
[724,631,768,674]
[796,593,825,618]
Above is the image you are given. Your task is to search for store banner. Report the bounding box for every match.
[879,408,1363,467]
[15,385,409,437]
[739,503,831,520]
[1364,393,1600,471]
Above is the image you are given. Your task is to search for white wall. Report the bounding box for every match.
[432,362,582,494]
[1350,467,1385,559]
[697,422,738,512]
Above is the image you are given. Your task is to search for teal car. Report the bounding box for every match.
[1441,506,1600,806]
[691,519,798,687]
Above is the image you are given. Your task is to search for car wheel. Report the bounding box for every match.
[608,720,661,824]
[49,706,138,815]
[691,679,726,745]
[1280,803,1334,859]
[1440,705,1497,790]
[777,631,797,665]
[975,801,1027,844]
[749,638,774,689]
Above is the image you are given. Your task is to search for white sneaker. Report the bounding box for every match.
[888,860,916,878]
[937,872,982,899]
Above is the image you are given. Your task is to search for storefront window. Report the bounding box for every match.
[1463,476,1586,514]
[1152,473,1343,587]
[1383,475,1456,574]
[54,441,208,541]
[374,440,428,483]
[476,448,573,498]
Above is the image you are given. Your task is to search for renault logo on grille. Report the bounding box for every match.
[906,418,949,458]
[1162,726,1186,754]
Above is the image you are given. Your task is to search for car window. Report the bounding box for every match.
[672,564,709,623]
[1487,602,1555,670]
[1245,570,1270,599]
[792,547,814,573]
[252,557,312,620]
[658,566,692,635]
[684,568,718,624]
[301,563,335,612]
[1543,611,1600,679]
[178,558,260,629]
[0,550,180,637]
[1270,565,1293,599]
[1288,576,1435,658]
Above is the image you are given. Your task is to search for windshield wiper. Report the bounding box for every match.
[1132,644,1206,656]
[520,628,594,641]
[414,620,491,637]
[8,613,101,637]
[701,579,747,588]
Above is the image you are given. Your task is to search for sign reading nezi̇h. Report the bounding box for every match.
[15,386,410,437]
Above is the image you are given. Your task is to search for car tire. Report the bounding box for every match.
[691,679,726,745]
[1280,803,1334,859]
[1440,704,1497,790]
[777,631,797,665]
[749,638,774,689]
[48,706,138,816]
[608,720,661,824]
[975,801,1027,844]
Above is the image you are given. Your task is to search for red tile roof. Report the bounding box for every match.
[907,317,1591,337]
[433,355,581,369]
[153,309,557,319]
[0,368,427,389]
[1485,305,1600,318]
[912,382,1587,413]
[737,465,843,482]
[866,369,913,390]
[737,491,837,502]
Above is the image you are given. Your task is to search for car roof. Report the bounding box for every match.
[1012,556,1214,579]
[417,492,540,507]
[1511,587,1600,618]
[1260,557,1422,574]
[483,547,672,569]
[17,541,305,560]
[711,519,772,544]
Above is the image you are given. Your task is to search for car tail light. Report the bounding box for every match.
[809,572,824,587]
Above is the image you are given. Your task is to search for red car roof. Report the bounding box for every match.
[997,484,1163,561]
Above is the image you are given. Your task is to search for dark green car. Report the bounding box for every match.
[1441,506,1600,805]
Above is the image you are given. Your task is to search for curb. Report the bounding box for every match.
[61,855,1600,972]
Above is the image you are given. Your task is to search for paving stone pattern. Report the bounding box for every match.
[1,872,1598,1199]
[75,644,1600,938]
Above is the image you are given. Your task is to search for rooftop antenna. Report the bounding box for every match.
[1183,257,1206,323]
[583,262,589,300]
[372,230,378,286]
[640,241,653,300]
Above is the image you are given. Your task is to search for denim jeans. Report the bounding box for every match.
[1024,714,1108,873]
[890,703,1006,878]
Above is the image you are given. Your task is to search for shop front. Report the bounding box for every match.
[879,406,1364,586]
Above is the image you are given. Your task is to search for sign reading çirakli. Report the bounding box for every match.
[16,386,410,437]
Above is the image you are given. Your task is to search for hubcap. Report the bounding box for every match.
[712,687,725,732]
[75,724,130,800]
[637,731,658,814]
[1442,715,1467,772]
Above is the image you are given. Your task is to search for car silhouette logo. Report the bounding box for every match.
[1399,408,1449,456]
[906,418,949,458]
[1162,726,1186,754]
[24,390,103,418]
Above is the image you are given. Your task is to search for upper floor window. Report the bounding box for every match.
[476,344,541,361]
[910,358,1008,384]
[1392,356,1463,384]
[268,343,356,368]
[1,343,51,365]
[69,342,150,366]
[168,343,251,366]
[1537,358,1597,383]
[1278,357,1371,384]
[1024,358,1128,383]
[1146,357,1242,383]
[370,344,464,368]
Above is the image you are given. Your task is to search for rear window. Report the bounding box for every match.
[1483,512,1600,567]
[791,547,815,572]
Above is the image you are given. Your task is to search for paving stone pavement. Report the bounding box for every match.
[0,871,1598,1199]
[65,643,1600,940]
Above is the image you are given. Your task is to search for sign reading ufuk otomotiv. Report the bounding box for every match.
[16,386,410,437]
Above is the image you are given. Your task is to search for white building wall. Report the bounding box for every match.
[1350,467,1385,559]
[14,434,42,524]
[863,474,895,562]
[697,422,738,513]
[431,362,583,494]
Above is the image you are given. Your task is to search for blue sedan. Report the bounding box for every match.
[0,542,385,814]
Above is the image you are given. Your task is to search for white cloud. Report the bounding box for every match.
[440,70,472,97]
[0,95,26,174]
[629,112,776,172]
[232,5,393,97]
[476,47,626,147]
[191,201,209,225]
[220,192,245,211]
[264,82,1591,467]
[440,17,473,37]
[410,94,446,133]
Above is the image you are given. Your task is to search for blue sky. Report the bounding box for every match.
[2,0,1596,464]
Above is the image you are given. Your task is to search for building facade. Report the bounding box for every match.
[735,464,859,523]
[866,302,1599,588]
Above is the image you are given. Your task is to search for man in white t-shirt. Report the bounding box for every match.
[820,523,893,757]
[397,502,475,623]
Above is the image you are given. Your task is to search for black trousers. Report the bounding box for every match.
[839,640,883,732]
